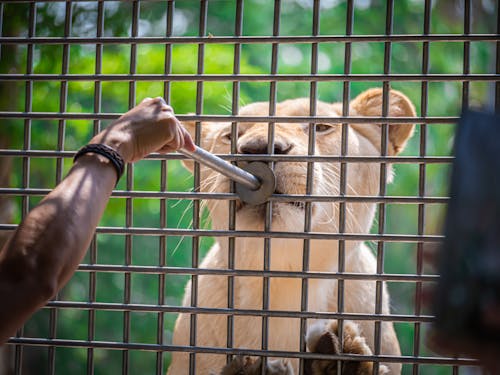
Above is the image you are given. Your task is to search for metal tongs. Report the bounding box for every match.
[178,146,275,205]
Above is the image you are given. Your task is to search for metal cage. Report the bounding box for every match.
[0,1,499,374]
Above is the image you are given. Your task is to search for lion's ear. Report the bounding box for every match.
[350,88,416,155]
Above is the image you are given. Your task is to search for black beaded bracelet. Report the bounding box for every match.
[74,143,125,184]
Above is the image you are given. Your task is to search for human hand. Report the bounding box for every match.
[90,97,196,163]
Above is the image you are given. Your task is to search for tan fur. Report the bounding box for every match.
[168,89,416,374]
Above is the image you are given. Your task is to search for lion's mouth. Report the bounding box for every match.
[235,190,305,211]
[275,189,306,210]
[286,201,306,209]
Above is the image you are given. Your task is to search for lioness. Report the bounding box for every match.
[168,88,416,374]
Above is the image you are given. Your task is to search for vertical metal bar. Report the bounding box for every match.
[261,3,280,373]
[55,0,71,183]
[163,1,173,103]
[299,2,319,374]
[16,5,36,374]
[87,234,98,375]
[462,0,471,110]
[374,1,394,373]
[48,3,72,373]
[226,0,244,364]
[496,1,500,112]
[157,3,174,374]
[189,2,207,374]
[123,163,134,375]
[336,2,354,374]
[94,0,104,135]
[412,2,431,374]
[87,6,104,375]
[157,152,167,375]
[122,2,139,374]
[0,3,3,60]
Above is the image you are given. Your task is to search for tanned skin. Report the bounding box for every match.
[0,97,195,345]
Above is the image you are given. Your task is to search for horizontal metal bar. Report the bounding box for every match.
[43,300,434,323]
[0,149,455,163]
[0,34,498,45]
[0,187,450,204]
[1,73,498,82]
[0,113,461,125]
[5,338,479,366]
[76,264,439,282]
[0,223,444,242]
[179,146,260,190]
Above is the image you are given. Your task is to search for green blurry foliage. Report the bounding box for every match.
[0,0,496,374]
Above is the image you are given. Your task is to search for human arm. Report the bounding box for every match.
[0,97,195,344]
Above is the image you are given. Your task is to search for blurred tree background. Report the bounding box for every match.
[0,0,497,374]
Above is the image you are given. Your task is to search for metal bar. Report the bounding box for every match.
[337,3,355,371]
[462,0,471,110]
[74,264,439,282]
[49,3,72,371]
[299,1,320,372]
[260,2,280,371]
[3,338,481,367]
[87,3,103,373]
[373,2,394,372]
[156,3,174,374]
[121,3,140,373]
[0,112,464,123]
[0,223,445,242]
[1,73,497,81]
[0,188,451,204]
[157,157,167,375]
[497,1,500,111]
[189,2,207,373]
[179,146,261,190]
[41,301,437,323]
[163,1,173,103]
[413,2,432,373]
[1,34,498,44]
[16,3,36,373]
[0,150,457,163]
[0,2,4,60]
[226,0,244,364]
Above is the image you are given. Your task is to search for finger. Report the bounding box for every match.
[141,97,153,104]
[157,145,176,154]
[181,126,196,152]
[176,126,185,150]
[160,102,174,114]
[155,96,167,105]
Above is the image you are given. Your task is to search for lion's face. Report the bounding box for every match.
[182,89,416,233]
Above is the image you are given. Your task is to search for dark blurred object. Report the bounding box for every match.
[435,110,500,342]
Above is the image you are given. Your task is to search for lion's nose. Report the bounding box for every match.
[238,136,292,155]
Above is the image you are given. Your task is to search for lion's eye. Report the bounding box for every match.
[315,123,334,133]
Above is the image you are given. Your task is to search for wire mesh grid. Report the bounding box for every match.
[0,0,499,374]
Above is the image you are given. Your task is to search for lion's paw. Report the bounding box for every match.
[305,320,389,375]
